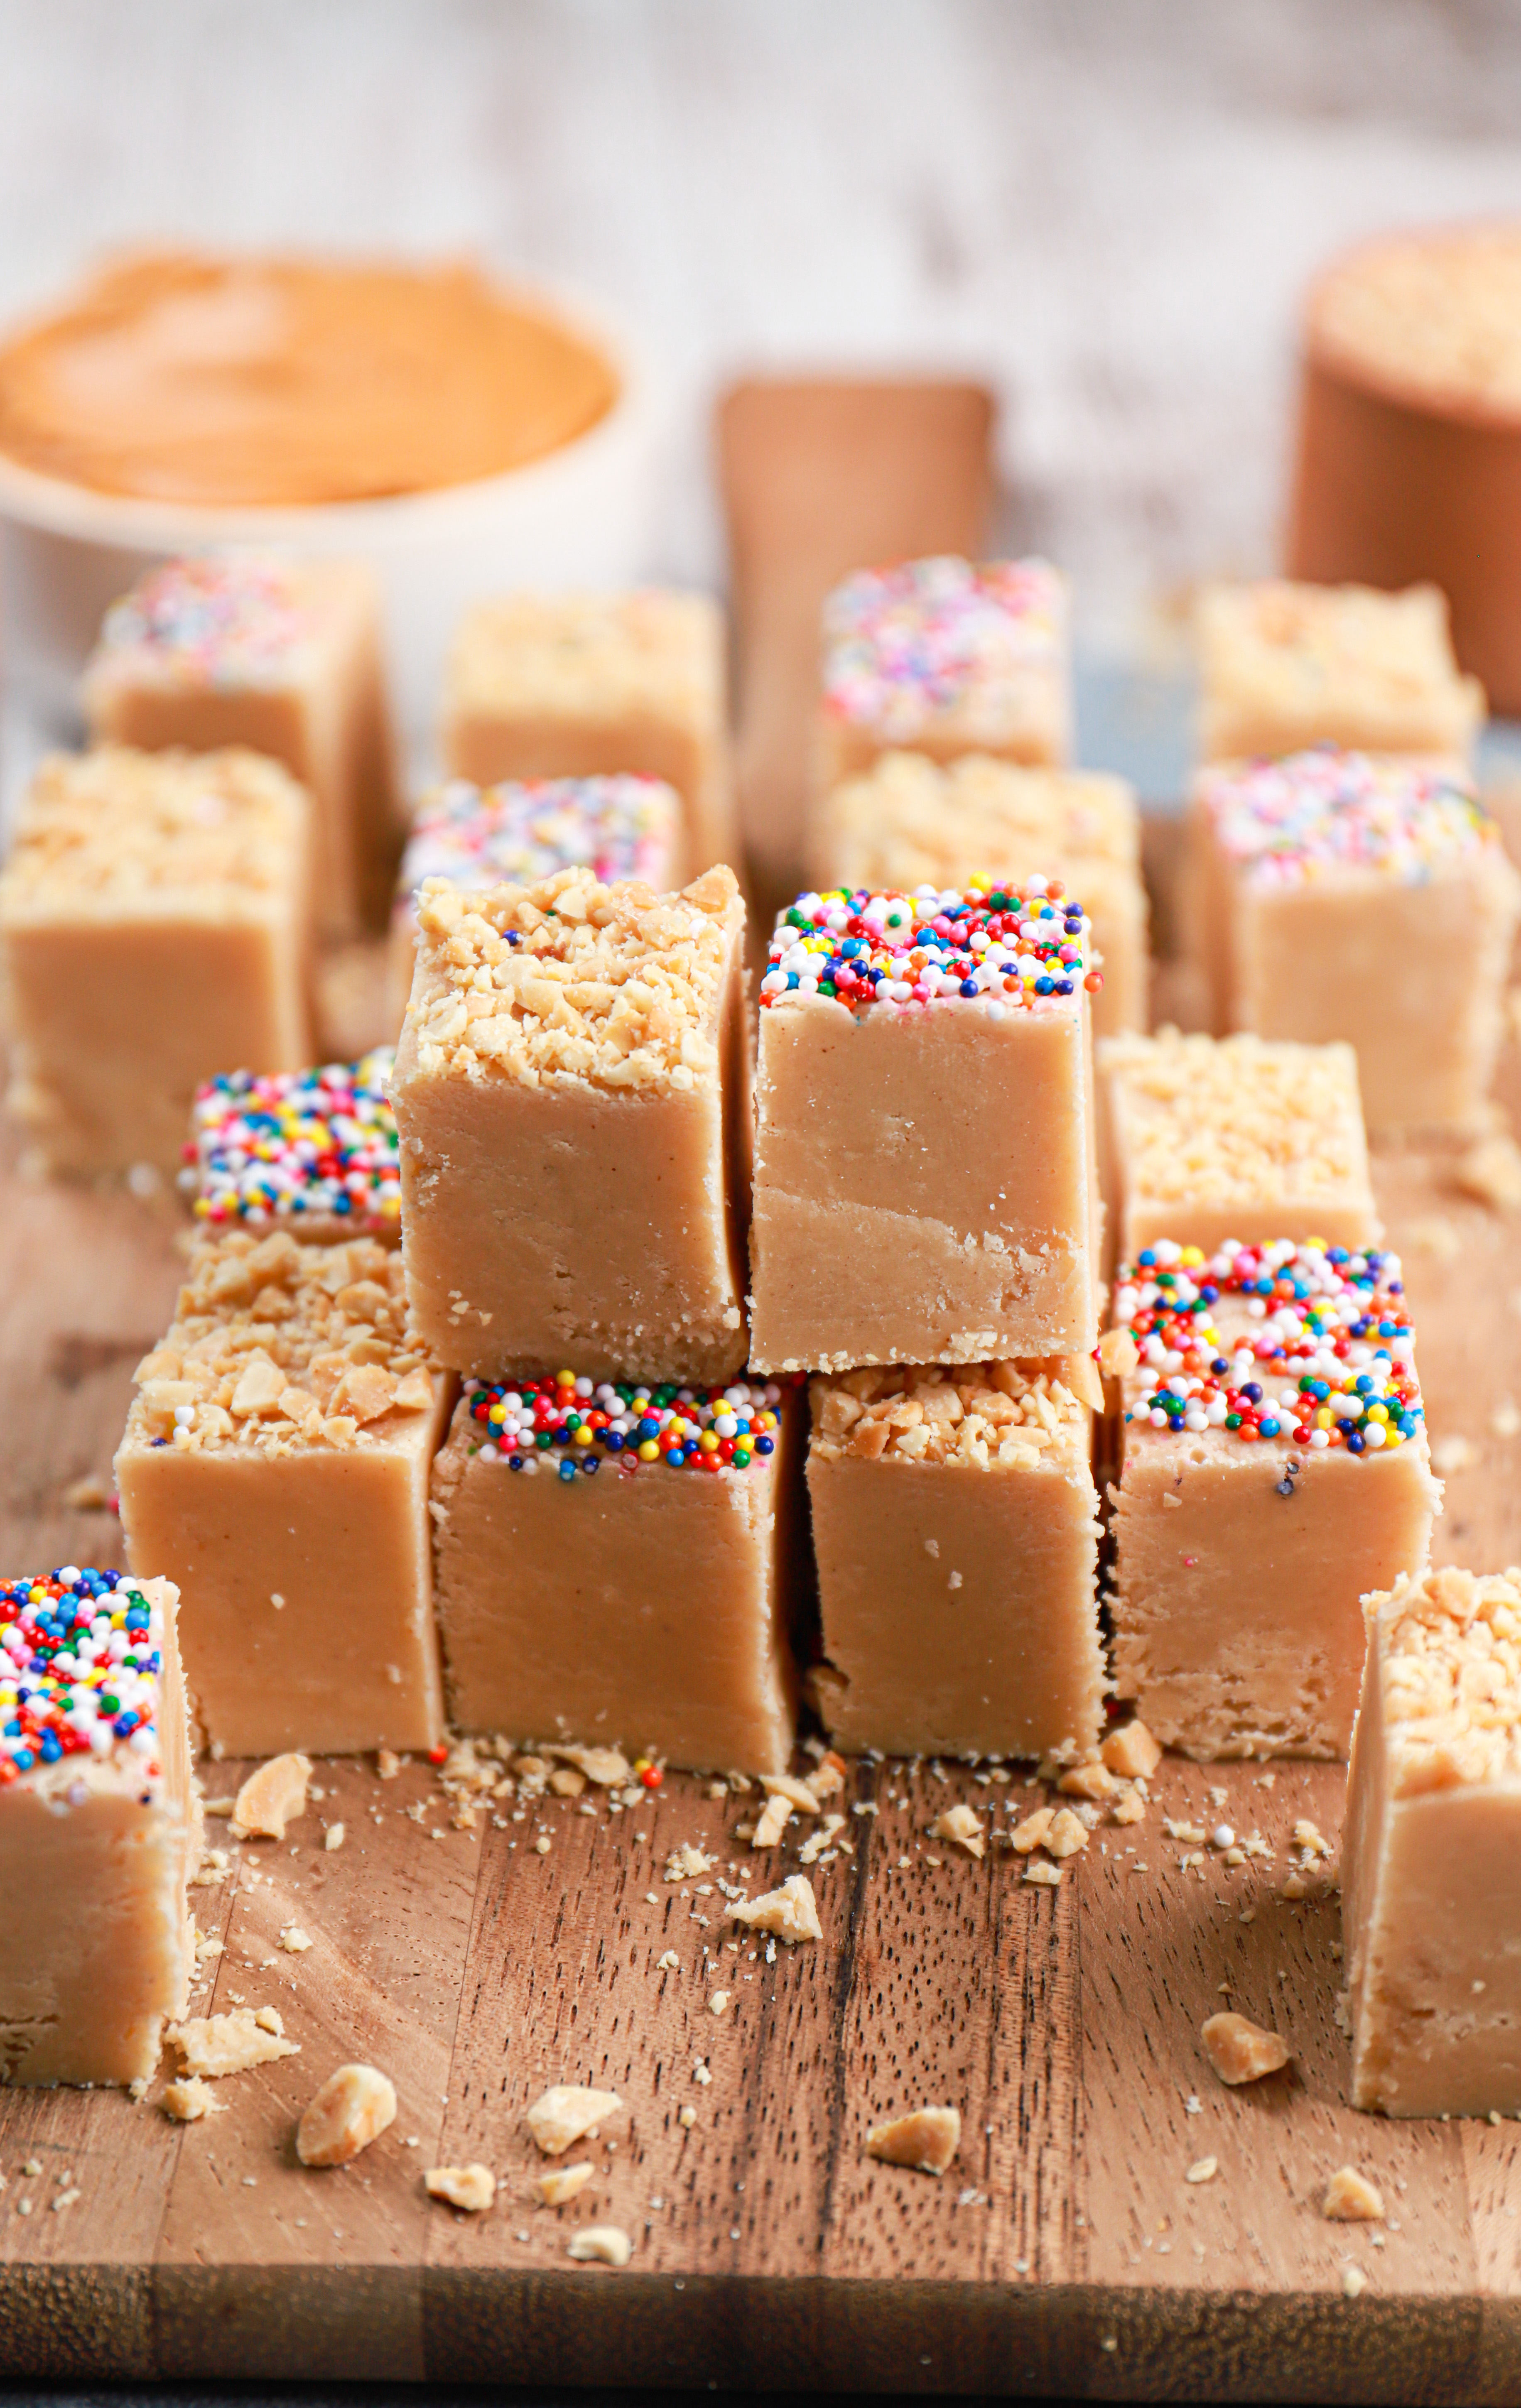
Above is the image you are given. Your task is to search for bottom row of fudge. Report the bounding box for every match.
[4,1560,1521,2124]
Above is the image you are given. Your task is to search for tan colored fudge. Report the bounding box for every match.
[393,863,750,1385]
[116,1231,450,1757]
[0,745,313,1178]
[1196,580,1484,765]
[0,1568,199,2087]
[431,1375,798,1773]
[807,1362,1103,1759]
[1110,1237,1440,1759]
[817,556,1070,791]
[441,590,733,874]
[1098,1029,1379,1267]
[812,751,1148,1037]
[186,1051,400,1245]
[1345,1566,1521,2116]
[83,554,399,936]
[750,882,1101,1374]
[388,774,682,1029]
[1189,747,1521,1138]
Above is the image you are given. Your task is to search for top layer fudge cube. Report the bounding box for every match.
[0,745,313,1178]
[812,749,1146,1036]
[1190,747,1521,1137]
[1197,579,1484,765]
[388,774,682,1025]
[0,1565,199,2087]
[82,554,399,936]
[1098,1029,1379,1266]
[184,1049,400,1246]
[1345,1565,1521,2116]
[749,880,1101,1374]
[817,556,1070,792]
[441,590,733,873]
[393,863,750,1384]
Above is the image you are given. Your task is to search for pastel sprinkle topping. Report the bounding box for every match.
[98,554,310,687]
[395,777,677,921]
[1115,1238,1421,1455]
[462,1375,785,1479]
[0,1569,162,1782]
[1200,745,1496,888]
[184,1051,399,1233]
[760,882,1098,1013]
[822,555,1062,737]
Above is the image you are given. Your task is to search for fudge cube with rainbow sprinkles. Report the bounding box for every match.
[184,1051,400,1246]
[0,1568,199,2087]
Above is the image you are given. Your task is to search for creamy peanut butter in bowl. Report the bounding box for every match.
[0,250,660,736]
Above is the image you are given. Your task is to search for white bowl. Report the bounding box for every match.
[0,278,663,753]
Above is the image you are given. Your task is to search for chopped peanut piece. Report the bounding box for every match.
[664,1842,713,1882]
[546,1744,631,1788]
[799,1813,846,1864]
[324,1823,345,1851]
[1057,1760,1114,1800]
[162,2076,224,2122]
[167,2008,299,2078]
[760,1772,822,1813]
[1010,1807,1055,1854]
[296,2063,397,2166]
[1111,1791,1146,1827]
[1101,1718,1163,1780]
[1323,2165,1384,2222]
[280,1925,312,1954]
[751,1792,794,1849]
[376,1749,402,1780]
[426,2163,496,2213]
[1045,1807,1091,1859]
[1023,1860,1062,1887]
[928,1803,985,1859]
[810,1751,847,1800]
[1185,2156,1218,2184]
[550,1766,586,1797]
[526,2084,624,2156]
[1200,2012,1290,2086]
[232,1752,312,1840]
[1293,1820,1331,1858]
[865,2105,961,2176]
[534,2161,596,2207]
[727,1874,822,1943]
[567,2224,632,2267]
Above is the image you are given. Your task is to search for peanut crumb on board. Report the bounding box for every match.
[727,1874,822,1942]
[1057,1760,1114,1800]
[1323,2165,1384,2222]
[751,1792,793,1849]
[567,2223,633,2267]
[426,2163,496,2213]
[1111,1790,1146,1826]
[1011,1807,1054,1854]
[665,1842,713,1882]
[865,2106,961,2176]
[928,1803,985,1858]
[760,1771,824,1813]
[1024,1860,1062,1888]
[1343,2265,1368,2298]
[657,1950,680,1972]
[167,2007,297,2079]
[526,2085,623,2157]
[534,2161,595,2207]
[1185,2157,1218,2184]
[296,2063,397,2168]
[325,1823,345,1851]
[1046,1806,1090,1859]
[280,1925,312,1954]
[162,2076,225,2123]
[376,1749,401,1780]
[232,1753,312,1840]
[679,2105,697,2129]
[1101,1717,1162,1778]
[1201,2012,1290,2086]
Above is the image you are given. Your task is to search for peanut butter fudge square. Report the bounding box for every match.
[184,1051,400,1247]
[1197,579,1484,766]
[388,774,682,1027]
[0,1568,199,2087]
[431,1375,797,1774]
[441,590,732,873]
[749,882,1101,1374]
[0,745,313,1178]
[83,554,399,936]
[1345,1567,1521,2116]
[392,864,749,1384]
[1110,1239,1440,1760]
[817,556,1070,792]
[1099,1029,1379,1267]
[1190,746,1521,1138]
[812,750,1147,1036]
[808,1362,1103,1760]
[116,1232,450,1757]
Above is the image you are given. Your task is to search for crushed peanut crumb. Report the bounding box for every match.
[727,1874,822,1943]
[1200,2012,1290,2086]
[296,2063,397,2167]
[526,2085,623,2157]
[232,1753,312,1840]
[1323,2165,1384,2222]
[865,2106,961,2176]
[426,2163,496,2213]
[167,2007,298,2079]
[566,2223,633,2267]
[928,1803,985,1859]
[162,2076,225,2123]
[1101,1718,1163,1780]
[534,2161,595,2207]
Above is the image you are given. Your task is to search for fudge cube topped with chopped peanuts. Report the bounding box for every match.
[115,1230,450,1759]
[185,1049,400,1247]
[392,862,750,1385]
[1196,578,1484,765]
[807,1361,1104,1761]
[1098,1028,1379,1266]
[1110,1237,1439,1760]
[1346,1566,1521,2116]
[441,589,732,871]
[819,556,1070,784]
[0,1568,199,2087]
[1190,745,1521,1137]
[749,881,1101,1374]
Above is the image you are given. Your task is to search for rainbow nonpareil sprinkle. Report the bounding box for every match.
[184,1051,400,1235]
[760,882,1099,1014]
[394,777,679,921]
[822,556,1063,738]
[0,1569,163,1782]
[97,555,311,688]
[1114,1238,1422,1456]
[1200,745,1497,889]
[462,1375,786,1479]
